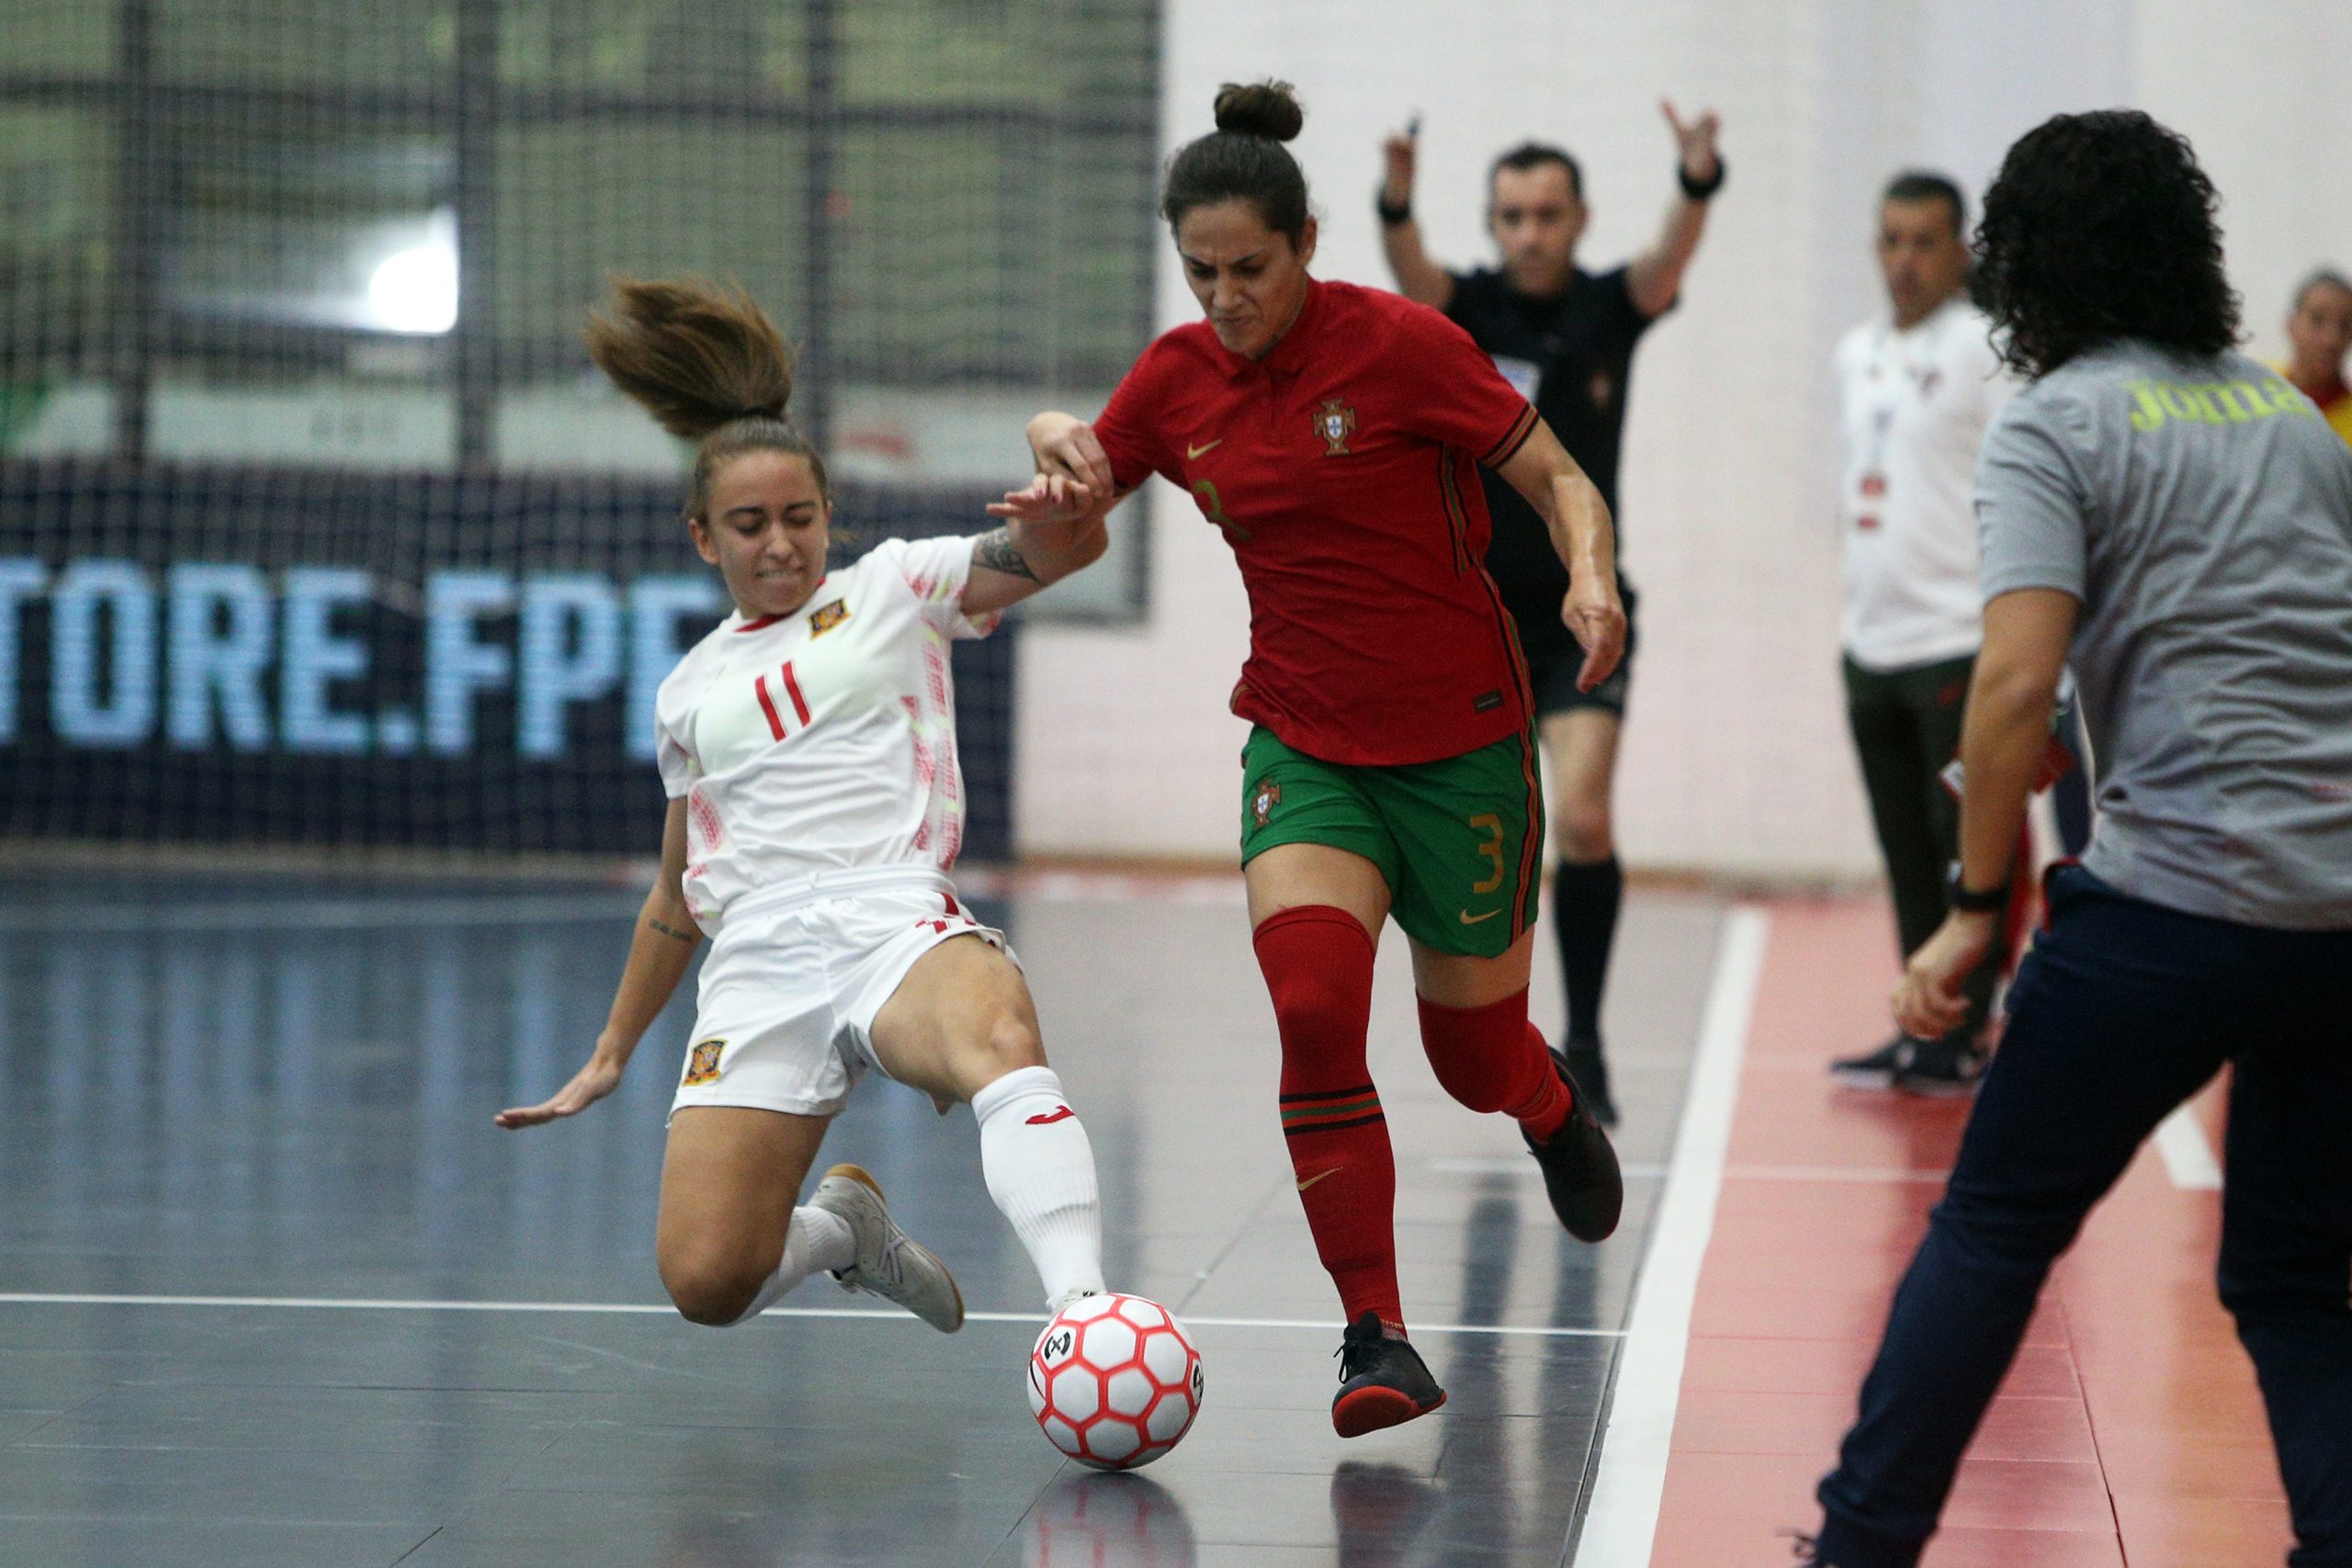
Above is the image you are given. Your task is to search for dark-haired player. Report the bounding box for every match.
[1023,80,1625,1438]
[1374,105,1723,1125]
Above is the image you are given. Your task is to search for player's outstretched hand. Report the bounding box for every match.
[1562,580,1627,694]
[988,472,1096,529]
[1892,911,1995,1039]
[494,1051,624,1130]
[1025,413,1115,498]
[1661,97,1723,184]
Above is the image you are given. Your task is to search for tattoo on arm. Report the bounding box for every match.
[971,526,1042,583]
[647,916,698,943]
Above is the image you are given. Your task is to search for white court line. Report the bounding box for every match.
[2154,1103,2223,1190]
[1571,906,1770,1568]
[0,1293,1621,1338]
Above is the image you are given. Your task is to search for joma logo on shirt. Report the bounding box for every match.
[2125,377,2312,433]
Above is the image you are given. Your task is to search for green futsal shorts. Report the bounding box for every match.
[1238,726,1545,959]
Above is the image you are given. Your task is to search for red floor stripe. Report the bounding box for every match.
[1645,897,2284,1568]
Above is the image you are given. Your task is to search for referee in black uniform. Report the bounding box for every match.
[1378,103,1724,1124]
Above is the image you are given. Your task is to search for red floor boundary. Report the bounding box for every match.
[1645,897,2288,1568]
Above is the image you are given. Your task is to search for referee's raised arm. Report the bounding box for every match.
[1376,121,1454,311]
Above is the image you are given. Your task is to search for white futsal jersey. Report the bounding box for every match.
[654,535,1001,932]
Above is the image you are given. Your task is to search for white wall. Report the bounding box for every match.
[1015,0,2352,880]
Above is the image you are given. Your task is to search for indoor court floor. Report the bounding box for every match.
[0,870,2289,1566]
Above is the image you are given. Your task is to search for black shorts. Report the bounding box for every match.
[1519,581,1637,719]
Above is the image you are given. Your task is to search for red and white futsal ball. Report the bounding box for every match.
[1026,1292,1204,1470]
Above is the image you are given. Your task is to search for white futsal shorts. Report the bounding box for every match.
[669,870,1014,1122]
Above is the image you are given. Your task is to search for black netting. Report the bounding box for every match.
[0,0,1157,857]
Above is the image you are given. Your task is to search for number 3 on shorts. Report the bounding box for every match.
[1469,813,1505,895]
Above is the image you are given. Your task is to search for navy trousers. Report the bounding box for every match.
[1815,866,2352,1568]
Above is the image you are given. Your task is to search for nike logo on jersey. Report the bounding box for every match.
[1295,1168,1340,1192]
[1458,908,1501,926]
[1186,438,1222,460]
[1026,1106,1076,1126]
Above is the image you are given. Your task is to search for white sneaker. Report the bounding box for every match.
[808,1164,965,1333]
[1051,1287,1102,1314]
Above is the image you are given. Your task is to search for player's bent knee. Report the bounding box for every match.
[658,1247,773,1326]
[1417,990,1533,1113]
[955,1014,1047,1100]
[1266,966,1365,1042]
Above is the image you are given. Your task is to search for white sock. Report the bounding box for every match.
[735,1205,855,1323]
[971,1066,1106,1309]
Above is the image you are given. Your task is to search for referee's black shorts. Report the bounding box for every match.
[1519,579,1638,720]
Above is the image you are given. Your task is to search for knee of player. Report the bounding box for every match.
[966,1012,1047,1086]
[1552,799,1614,862]
[661,1254,768,1327]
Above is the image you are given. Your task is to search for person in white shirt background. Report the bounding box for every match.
[1827,173,2020,1097]
[495,276,1115,1342]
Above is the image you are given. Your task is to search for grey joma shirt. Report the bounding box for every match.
[1975,342,2352,930]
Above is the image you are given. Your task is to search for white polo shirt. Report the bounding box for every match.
[653,536,1000,932]
[1834,296,2017,671]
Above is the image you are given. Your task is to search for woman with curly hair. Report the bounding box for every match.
[1790,110,2352,1568]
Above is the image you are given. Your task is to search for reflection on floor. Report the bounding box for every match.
[0,870,1728,1568]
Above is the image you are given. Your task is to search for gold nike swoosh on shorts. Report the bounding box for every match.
[1458,908,1502,925]
[1186,439,1222,459]
[1296,1168,1340,1192]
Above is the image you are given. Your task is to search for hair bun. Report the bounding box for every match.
[1213,80,1304,143]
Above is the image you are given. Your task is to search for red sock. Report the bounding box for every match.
[1254,905,1404,1335]
[1417,989,1573,1144]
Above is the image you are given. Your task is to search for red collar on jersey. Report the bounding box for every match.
[733,575,829,632]
[1209,277,1328,381]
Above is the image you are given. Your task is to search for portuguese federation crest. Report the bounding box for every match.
[1251,779,1282,829]
[808,599,851,637]
[1313,398,1357,456]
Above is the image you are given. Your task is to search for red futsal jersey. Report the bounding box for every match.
[1092,278,1545,766]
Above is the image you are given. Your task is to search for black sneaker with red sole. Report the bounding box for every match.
[1330,1313,1446,1438]
[1524,1048,1624,1243]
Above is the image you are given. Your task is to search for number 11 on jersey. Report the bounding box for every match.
[753,660,812,741]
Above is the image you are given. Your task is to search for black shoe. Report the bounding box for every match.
[1894,1038,1985,1098]
[1563,1038,1619,1126]
[1523,1048,1623,1243]
[1331,1313,1447,1438]
[1828,1035,1919,1090]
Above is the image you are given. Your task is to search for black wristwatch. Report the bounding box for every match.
[1945,860,2009,914]
[1376,191,1412,226]
[1678,155,1725,201]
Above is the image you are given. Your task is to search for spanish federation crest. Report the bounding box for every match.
[1251,779,1282,829]
[1313,398,1357,456]
[808,599,850,637]
[683,1037,726,1087]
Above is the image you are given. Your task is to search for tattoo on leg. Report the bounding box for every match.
[648,917,699,943]
[972,526,1041,583]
